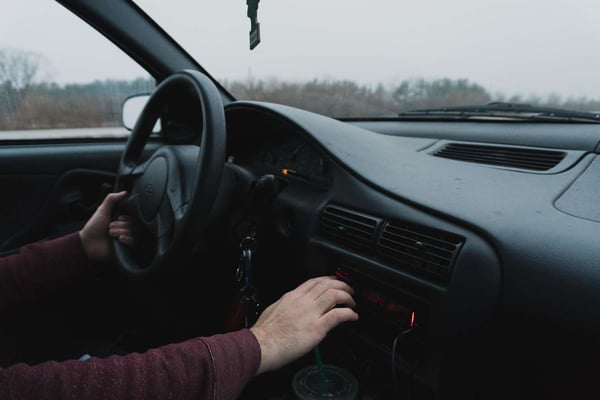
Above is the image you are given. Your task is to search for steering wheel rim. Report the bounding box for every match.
[114,70,226,278]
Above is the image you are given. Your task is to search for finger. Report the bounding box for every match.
[119,235,135,246]
[319,307,359,332]
[98,191,128,213]
[109,220,132,230]
[117,215,133,222]
[315,289,356,312]
[292,277,326,294]
[305,278,355,299]
[109,227,131,237]
[295,276,341,295]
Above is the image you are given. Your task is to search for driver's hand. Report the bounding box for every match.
[79,191,128,263]
[250,276,358,375]
[108,215,135,247]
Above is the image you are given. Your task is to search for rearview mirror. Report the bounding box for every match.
[122,94,161,133]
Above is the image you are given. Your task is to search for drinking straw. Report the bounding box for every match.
[313,346,328,394]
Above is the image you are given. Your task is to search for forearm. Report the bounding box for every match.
[0,232,92,317]
[0,329,260,400]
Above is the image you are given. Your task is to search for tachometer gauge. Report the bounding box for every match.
[279,141,329,187]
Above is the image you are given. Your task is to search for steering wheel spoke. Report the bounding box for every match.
[166,144,200,218]
[117,162,135,177]
[149,197,175,257]
[131,161,150,177]
[116,158,151,191]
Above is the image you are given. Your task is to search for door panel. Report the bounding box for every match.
[0,142,158,252]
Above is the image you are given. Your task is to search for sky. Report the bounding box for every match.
[1,0,599,100]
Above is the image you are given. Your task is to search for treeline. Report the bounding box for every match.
[227,78,600,117]
[0,78,154,130]
[2,76,600,130]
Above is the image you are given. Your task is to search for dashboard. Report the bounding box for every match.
[224,101,600,399]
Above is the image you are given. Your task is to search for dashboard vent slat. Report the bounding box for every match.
[319,205,381,254]
[434,143,566,171]
[377,221,464,280]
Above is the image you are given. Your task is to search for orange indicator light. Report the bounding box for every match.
[282,168,296,176]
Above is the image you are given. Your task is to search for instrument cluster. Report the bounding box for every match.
[229,134,330,187]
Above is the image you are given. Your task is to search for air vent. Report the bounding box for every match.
[433,143,566,171]
[377,221,464,280]
[319,205,381,254]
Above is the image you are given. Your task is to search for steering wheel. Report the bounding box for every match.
[114,70,226,278]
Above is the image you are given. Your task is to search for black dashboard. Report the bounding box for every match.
[223,101,600,399]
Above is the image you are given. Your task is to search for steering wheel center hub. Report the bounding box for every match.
[136,156,168,221]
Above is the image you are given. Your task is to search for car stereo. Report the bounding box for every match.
[334,265,428,349]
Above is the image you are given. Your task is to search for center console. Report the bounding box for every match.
[320,263,440,399]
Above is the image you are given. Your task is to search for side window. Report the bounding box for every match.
[0,3,154,140]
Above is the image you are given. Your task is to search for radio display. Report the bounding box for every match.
[336,266,419,330]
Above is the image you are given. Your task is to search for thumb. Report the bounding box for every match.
[97,191,128,215]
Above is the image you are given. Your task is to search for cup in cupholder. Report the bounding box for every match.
[292,364,358,400]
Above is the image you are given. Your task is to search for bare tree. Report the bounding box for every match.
[0,48,43,90]
[0,48,46,128]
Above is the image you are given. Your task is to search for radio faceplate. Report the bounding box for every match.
[334,265,429,345]
[323,263,441,398]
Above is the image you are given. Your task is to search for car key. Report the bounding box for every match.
[238,236,261,327]
[237,236,256,283]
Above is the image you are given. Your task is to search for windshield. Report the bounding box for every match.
[137,0,599,118]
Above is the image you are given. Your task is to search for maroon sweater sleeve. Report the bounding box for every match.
[0,234,262,399]
[0,329,261,400]
[0,232,92,317]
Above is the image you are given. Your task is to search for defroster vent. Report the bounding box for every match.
[434,143,565,171]
[319,205,381,254]
[377,220,464,280]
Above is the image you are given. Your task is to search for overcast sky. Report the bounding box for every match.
[1,0,599,99]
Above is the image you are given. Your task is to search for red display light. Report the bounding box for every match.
[362,289,414,327]
[335,267,351,285]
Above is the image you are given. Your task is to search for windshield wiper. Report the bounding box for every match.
[398,102,600,123]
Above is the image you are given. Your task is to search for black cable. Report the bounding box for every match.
[392,327,415,400]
